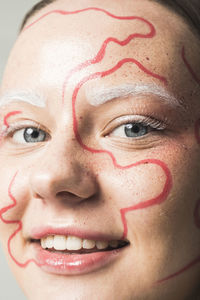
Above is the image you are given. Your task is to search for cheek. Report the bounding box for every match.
[98,159,171,239]
[108,163,167,208]
[0,169,30,228]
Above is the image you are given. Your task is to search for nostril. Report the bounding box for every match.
[57,191,84,204]
[57,191,75,198]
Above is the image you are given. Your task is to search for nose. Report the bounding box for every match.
[29,141,97,205]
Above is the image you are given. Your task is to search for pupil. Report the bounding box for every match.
[124,123,147,137]
[24,127,46,143]
[27,128,39,138]
[130,124,140,133]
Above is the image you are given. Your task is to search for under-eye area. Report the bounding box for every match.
[31,235,130,254]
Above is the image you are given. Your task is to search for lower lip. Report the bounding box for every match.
[35,245,123,275]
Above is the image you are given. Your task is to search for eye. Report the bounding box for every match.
[110,122,152,138]
[12,127,47,144]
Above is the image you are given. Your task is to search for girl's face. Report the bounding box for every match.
[0,0,200,299]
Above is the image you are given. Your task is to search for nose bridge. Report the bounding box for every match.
[29,135,96,201]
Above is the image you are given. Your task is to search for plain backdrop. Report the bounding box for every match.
[0,1,39,299]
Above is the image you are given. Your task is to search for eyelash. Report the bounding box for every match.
[107,115,166,136]
[1,122,47,139]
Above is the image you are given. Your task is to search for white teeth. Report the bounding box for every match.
[83,239,95,249]
[96,241,109,250]
[40,235,119,251]
[45,236,54,248]
[66,236,82,251]
[54,235,67,251]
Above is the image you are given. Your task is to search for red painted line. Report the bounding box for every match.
[23,7,156,31]
[120,159,172,239]
[3,5,198,285]
[3,7,172,278]
[156,255,200,284]
[156,197,200,283]
[70,62,170,240]
[61,13,165,104]
[21,7,167,103]
[182,46,200,86]
[4,111,22,127]
[0,172,42,268]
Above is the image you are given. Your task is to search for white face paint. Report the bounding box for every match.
[0,90,46,108]
[86,83,182,108]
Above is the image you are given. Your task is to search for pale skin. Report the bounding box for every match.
[0,0,200,299]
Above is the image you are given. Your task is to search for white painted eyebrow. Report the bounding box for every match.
[0,90,46,108]
[87,83,181,107]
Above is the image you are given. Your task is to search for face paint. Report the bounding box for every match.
[0,5,199,296]
[0,111,22,145]
[182,46,200,86]
[0,172,41,268]
[0,7,173,276]
[157,197,200,284]
[0,110,43,268]
[156,112,200,283]
[0,91,46,109]
[86,83,180,108]
[2,111,22,128]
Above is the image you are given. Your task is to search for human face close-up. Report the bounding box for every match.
[0,0,200,299]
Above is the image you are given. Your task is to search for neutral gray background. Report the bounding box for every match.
[0,2,39,299]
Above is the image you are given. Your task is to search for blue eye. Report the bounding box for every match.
[124,123,148,137]
[13,127,47,143]
[111,122,150,138]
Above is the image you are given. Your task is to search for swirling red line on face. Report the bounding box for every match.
[22,8,165,103]
[182,46,200,86]
[3,111,22,127]
[4,8,170,270]
[0,111,21,145]
[58,7,172,274]
[157,198,200,283]
[72,58,167,148]
[70,59,171,240]
[23,7,156,32]
[159,46,200,282]
[158,104,200,283]
[157,115,200,283]
[0,172,42,267]
[156,256,200,284]
[0,111,41,267]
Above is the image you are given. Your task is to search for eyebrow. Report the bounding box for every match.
[0,90,46,108]
[86,83,182,108]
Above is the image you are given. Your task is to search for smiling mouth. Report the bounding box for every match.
[31,235,129,254]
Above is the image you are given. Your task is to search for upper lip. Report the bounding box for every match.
[30,225,126,242]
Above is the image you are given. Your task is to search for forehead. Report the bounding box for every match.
[1,0,200,108]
